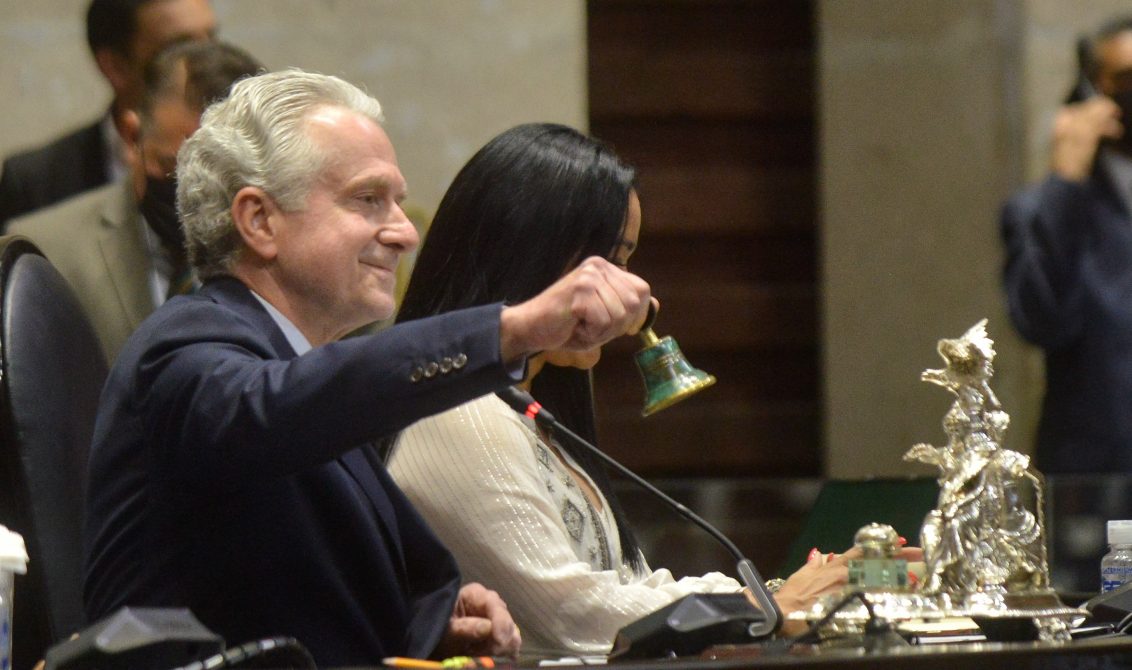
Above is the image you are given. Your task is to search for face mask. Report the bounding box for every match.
[1113,88,1132,114]
[140,174,184,255]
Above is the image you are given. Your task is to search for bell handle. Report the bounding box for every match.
[638,301,660,346]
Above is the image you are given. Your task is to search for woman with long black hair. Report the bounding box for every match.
[388,123,854,655]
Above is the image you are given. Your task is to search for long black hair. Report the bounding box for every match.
[395,122,645,574]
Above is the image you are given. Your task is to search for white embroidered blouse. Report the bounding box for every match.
[388,394,739,655]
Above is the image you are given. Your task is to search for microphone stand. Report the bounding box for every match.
[495,387,782,638]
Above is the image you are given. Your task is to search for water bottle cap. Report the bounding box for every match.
[0,526,27,574]
[1108,520,1132,545]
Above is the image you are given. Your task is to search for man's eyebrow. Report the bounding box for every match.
[346,174,410,202]
[351,174,404,190]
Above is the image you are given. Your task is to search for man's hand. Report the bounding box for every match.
[1051,96,1124,181]
[433,583,521,659]
[499,256,651,363]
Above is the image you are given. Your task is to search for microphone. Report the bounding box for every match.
[495,386,783,656]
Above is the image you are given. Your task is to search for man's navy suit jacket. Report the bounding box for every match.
[0,119,110,231]
[1002,167,1132,473]
[83,277,516,667]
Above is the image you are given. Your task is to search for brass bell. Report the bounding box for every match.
[634,304,716,416]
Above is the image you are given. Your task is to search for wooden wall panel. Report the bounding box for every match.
[589,1,814,119]
[635,167,814,235]
[588,0,819,477]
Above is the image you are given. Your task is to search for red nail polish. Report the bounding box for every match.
[898,536,908,546]
[807,547,820,562]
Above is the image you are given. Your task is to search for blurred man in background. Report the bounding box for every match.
[8,40,259,363]
[0,0,216,230]
[1001,16,1132,473]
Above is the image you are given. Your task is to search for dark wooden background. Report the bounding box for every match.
[588,0,820,481]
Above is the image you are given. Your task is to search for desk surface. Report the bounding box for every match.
[327,636,1132,670]
[689,634,1132,669]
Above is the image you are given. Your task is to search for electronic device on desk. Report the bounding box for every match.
[1050,582,1132,641]
[495,388,781,662]
[608,593,768,660]
[44,607,315,670]
[1084,582,1132,628]
[44,608,222,670]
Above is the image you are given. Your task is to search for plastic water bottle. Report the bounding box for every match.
[0,526,27,670]
[1101,520,1132,593]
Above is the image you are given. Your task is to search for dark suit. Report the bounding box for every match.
[1001,168,1132,473]
[84,277,516,666]
[0,118,111,231]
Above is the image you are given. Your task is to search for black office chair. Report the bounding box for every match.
[0,236,108,669]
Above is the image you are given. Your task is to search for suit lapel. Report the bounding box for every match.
[96,180,153,330]
[204,278,302,359]
[201,279,408,571]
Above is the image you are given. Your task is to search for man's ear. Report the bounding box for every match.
[231,187,280,263]
[121,110,142,164]
[93,48,133,98]
[122,110,147,201]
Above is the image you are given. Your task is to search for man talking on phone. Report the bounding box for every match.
[1001,16,1132,473]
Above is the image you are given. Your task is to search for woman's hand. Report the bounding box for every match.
[771,545,924,636]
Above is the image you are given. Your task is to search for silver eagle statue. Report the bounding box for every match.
[792,320,1082,642]
[903,319,1047,597]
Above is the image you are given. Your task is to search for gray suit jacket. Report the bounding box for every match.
[9,178,152,363]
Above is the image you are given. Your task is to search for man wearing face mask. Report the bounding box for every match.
[1001,16,1132,473]
[9,40,261,364]
[0,0,218,231]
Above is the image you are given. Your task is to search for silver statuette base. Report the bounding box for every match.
[790,587,1085,642]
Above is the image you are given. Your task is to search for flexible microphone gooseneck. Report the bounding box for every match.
[495,386,783,638]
